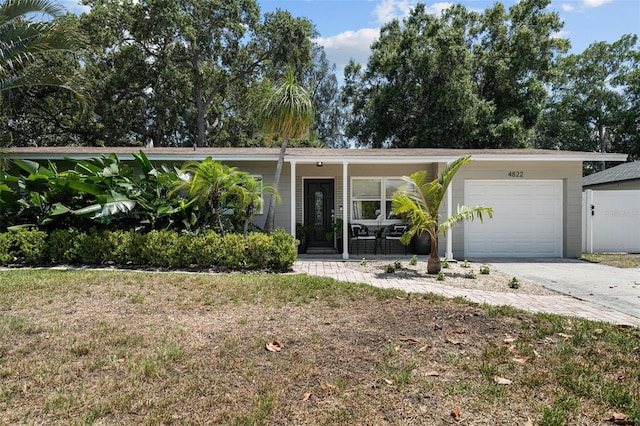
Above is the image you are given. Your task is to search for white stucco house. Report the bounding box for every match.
[7,147,627,259]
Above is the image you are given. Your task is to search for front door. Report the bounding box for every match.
[304,179,334,248]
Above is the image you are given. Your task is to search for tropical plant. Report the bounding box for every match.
[233,174,279,239]
[392,156,493,274]
[171,158,243,235]
[0,0,90,112]
[255,69,314,233]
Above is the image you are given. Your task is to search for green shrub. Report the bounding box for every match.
[436,271,445,281]
[13,229,48,265]
[167,234,194,268]
[479,265,490,275]
[76,229,110,265]
[464,270,476,279]
[246,232,272,269]
[133,230,179,267]
[268,229,297,271]
[509,277,521,289]
[394,260,402,270]
[442,259,449,269]
[190,230,223,268]
[409,255,418,266]
[48,229,81,264]
[103,230,134,264]
[0,232,14,265]
[218,233,246,270]
[384,264,395,273]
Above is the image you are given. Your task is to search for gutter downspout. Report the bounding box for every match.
[290,161,296,237]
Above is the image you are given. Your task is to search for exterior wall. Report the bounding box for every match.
[584,181,640,191]
[452,161,583,258]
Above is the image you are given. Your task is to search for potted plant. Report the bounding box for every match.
[391,156,493,274]
[296,222,314,254]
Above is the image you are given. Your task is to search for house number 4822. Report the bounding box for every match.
[507,171,524,178]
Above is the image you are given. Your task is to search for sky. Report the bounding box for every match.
[256,0,639,79]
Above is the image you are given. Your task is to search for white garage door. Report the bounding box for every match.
[464,180,563,257]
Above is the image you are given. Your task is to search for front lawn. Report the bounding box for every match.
[0,269,638,425]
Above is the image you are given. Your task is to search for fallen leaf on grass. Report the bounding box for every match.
[603,412,634,425]
[400,337,420,344]
[394,345,401,352]
[524,418,534,426]
[301,393,311,401]
[425,370,440,376]
[320,383,335,390]
[557,333,573,340]
[265,340,284,352]
[384,378,394,385]
[493,375,513,385]
[418,344,431,352]
[594,328,604,334]
[533,349,542,358]
[503,336,517,344]
[451,407,461,421]
[512,357,528,364]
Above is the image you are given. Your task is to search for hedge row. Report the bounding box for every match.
[0,228,298,272]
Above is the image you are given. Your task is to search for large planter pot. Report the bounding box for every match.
[411,233,431,255]
[298,238,308,254]
[336,238,343,254]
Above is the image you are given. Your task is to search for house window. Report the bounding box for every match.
[351,177,405,222]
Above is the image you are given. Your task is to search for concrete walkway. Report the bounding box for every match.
[293,260,640,327]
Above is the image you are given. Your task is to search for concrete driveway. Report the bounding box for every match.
[478,258,640,320]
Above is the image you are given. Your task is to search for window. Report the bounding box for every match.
[351,177,405,222]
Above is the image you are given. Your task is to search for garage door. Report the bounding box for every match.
[464,180,563,257]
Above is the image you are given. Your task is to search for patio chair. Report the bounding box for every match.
[349,223,377,255]
[384,224,408,255]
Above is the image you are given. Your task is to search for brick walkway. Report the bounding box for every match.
[293,260,640,327]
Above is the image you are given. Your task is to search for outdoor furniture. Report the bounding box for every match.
[384,223,408,255]
[349,223,377,255]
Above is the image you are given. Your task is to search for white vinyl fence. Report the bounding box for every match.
[582,189,640,253]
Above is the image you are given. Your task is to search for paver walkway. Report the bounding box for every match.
[293,260,640,327]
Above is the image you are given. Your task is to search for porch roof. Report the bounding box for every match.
[6,146,628,164]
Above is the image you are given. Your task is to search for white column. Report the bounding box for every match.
[290,161,296,236]
[343,161,349,260]
[585,189,594,254]
[445,166,454,260]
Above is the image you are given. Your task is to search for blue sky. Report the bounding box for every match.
[257,0,639,77]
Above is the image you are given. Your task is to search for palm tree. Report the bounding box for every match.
[171,158,240,235]
[255,69,314,233]
[0,0,89,112]
[392,156,493,274]
[233,174,280,239]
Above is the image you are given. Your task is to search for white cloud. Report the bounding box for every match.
[315,28,380,71]
[561,3,574,12]
[60,0,90,14]
[373,1,453,25]
[583,0,612,7]
[551,30,570,39]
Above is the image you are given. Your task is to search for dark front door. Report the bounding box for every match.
[304,179,334,248]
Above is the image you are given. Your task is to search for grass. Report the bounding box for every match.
[581,253,640,268]
[0,269,638,424]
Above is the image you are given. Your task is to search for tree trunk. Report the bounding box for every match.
[426,232,441,274]
[264,134,289,233]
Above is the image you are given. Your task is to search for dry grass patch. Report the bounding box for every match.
[581,253,640,268]
[0,269,638,425]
